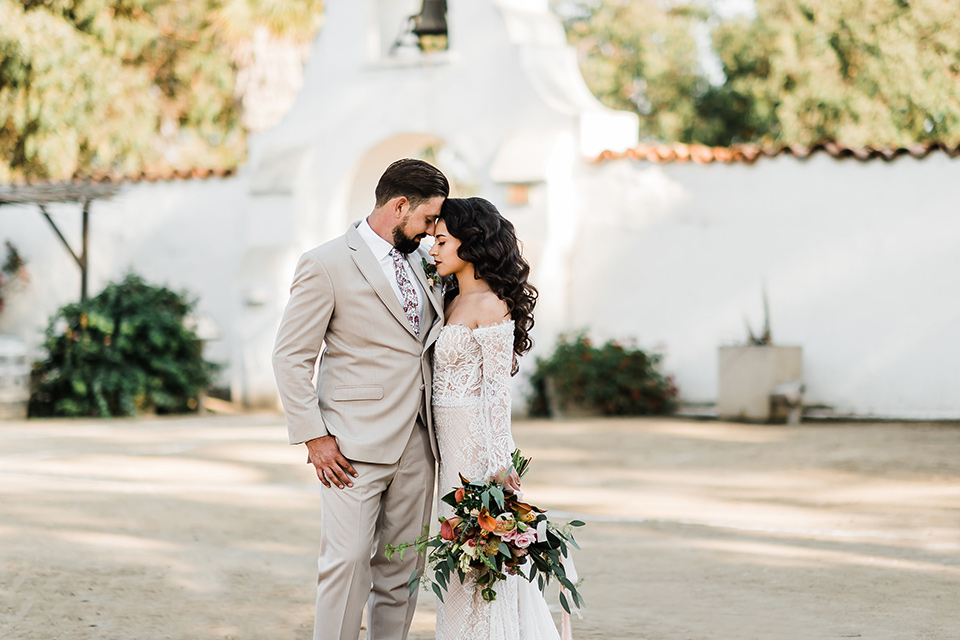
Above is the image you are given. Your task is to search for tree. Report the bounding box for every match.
[558,0,717,143]
[558,0,960,147]
[714,0,960,146]
[0,0,322,182]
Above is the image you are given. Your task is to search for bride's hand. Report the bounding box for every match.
[503,469,521,494]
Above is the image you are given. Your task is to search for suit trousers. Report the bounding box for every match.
[313,421,435,640]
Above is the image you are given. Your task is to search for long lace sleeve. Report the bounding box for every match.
[473,321,517,480]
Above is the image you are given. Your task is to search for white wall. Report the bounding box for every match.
[12,1,954,419]
[1,178,250,400]
[565,153,960,418]
[1,0,637,410]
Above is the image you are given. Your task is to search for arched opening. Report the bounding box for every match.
[341,134,476,229]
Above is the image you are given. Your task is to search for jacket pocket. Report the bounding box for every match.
[331,385,384,402]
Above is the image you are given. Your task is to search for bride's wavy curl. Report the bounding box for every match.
[438,197,538,373]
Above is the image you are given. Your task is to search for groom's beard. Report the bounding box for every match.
[392,223,422,254]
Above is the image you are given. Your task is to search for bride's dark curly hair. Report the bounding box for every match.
[439,197,538,373]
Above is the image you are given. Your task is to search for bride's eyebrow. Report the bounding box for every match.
[435,233,447,240]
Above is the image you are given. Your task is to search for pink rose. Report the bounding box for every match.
[513,530,537,548]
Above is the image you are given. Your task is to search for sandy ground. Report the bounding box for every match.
[1,414,958,640]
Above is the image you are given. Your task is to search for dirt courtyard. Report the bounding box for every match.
[1,414,958,640]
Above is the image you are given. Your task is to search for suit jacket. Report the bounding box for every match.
[272,222,443,464]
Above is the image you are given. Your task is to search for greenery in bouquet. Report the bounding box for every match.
[386,451,584,613]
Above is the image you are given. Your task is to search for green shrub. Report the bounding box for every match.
[29,274,219,417]
[527,332,678,417]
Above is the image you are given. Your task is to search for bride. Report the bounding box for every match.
[428,197,563,640]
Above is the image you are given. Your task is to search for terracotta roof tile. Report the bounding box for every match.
[3,166,237,187]
[0,166,237,204]
[592,142,960,165]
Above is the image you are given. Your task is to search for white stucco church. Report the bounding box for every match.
[3,0,959,419]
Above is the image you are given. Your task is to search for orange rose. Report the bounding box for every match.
[513,501,540,523]
[493,513,516,536]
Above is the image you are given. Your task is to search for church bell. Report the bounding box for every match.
[411,0,448,37]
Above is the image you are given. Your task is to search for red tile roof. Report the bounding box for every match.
[73,167,238,183]
[0,167,237,204]
[593,141,960,165]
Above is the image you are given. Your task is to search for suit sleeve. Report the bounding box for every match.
[272,252,335,445]
[474,323,517,479]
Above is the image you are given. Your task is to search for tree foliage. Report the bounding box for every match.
[559,0,960,146]
[717,0,960,146]
[0,0,322,182]
[29,274,219,417]
[560,0,716,143]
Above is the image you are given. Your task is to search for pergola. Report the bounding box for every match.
[1,168,233,304]
[0,180,123,304]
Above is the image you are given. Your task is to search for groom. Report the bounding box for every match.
[272,158,448,640]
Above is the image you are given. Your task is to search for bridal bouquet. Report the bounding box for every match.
[386,450,584,612]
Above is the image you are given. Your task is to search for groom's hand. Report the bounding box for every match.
[305,436,358,489]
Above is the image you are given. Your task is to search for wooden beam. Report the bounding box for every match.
[38,205,83,269]
[38,202,91,304]
[0,182,121,204]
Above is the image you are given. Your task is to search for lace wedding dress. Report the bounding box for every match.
[432,320,561,640]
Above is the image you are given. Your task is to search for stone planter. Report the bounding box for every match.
[718,345,803,423]
[0,335,30,420]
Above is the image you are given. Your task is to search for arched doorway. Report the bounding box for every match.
[337,134,476,233]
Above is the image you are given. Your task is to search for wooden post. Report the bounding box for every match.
[80,199,89,304]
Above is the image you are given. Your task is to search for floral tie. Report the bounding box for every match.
[390,248,420,337]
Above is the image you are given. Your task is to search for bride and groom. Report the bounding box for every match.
[272,158,562,640]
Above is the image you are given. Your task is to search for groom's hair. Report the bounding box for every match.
[375,158,450,210]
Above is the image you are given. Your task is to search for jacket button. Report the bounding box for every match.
[419,383,426,391]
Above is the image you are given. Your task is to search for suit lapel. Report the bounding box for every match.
[407,253,443,317]
[346,224,419,339]
[407,252,444,345]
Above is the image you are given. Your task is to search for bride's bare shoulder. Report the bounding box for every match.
[446,290,509,329]
[473,292,510,328]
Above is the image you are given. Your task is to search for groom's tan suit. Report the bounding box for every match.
[273,222,443,640]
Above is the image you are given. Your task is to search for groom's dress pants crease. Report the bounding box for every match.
[316,462,375,640]
[368,424,435,640]
[314,422,434,640]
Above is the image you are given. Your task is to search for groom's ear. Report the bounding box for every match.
[391,196,408,220]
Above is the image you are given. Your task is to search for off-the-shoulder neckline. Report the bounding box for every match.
[442,319,514,333]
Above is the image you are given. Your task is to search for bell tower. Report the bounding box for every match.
[238,0,640,405]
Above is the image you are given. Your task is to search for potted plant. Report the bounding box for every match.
[527,332,678,418]
[717,290,803,423]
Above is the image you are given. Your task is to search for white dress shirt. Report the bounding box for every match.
[358,218,425,330]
